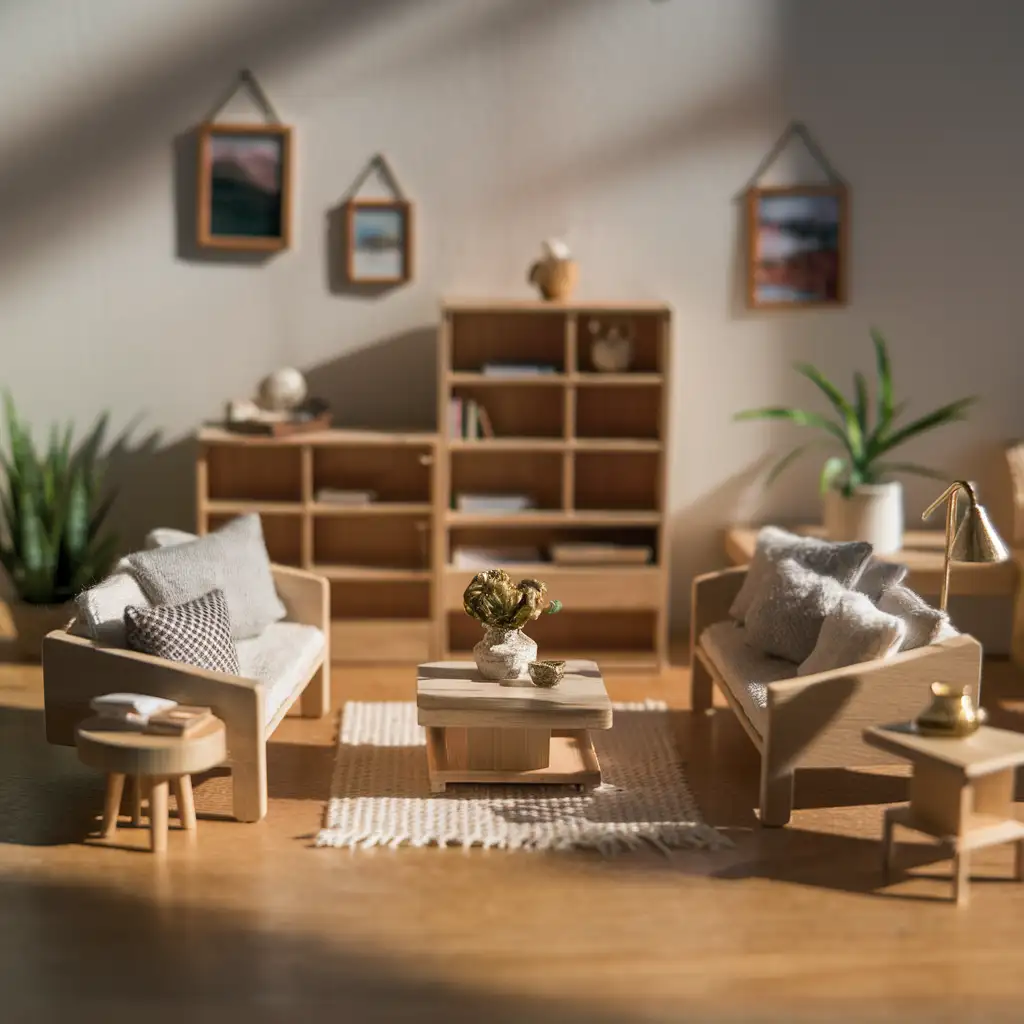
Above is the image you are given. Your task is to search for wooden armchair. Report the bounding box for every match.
[42,565,330,823]
[690,566,983,826]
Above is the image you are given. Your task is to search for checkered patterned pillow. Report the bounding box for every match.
[124,588,240,675]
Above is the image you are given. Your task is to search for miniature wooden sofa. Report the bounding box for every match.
[690,566,983,827]
[42,564,329,823]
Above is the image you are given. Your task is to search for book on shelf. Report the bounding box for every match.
[316,488,376,506]
[452,546,545,569]
[454,493,535,513]
[448,397,495,440]
[144,705,214,737]
[549,543,653,566]
[480,363,559,377]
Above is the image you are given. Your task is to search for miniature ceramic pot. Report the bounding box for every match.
[528,660,566,688]
[473,627,537,680]
[528,258,578,301]
[914,681,987,737]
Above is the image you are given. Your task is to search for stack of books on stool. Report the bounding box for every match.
[89,693,214,737]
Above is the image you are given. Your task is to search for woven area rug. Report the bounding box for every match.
[316,700,731,853]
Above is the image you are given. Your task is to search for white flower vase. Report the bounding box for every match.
[824,481,904,554]
[473,626,537,681]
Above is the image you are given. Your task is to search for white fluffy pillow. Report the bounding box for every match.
[798,591,907,676]
[878,585,957,651]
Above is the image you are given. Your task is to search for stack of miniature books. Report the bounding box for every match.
[144,706,214,738]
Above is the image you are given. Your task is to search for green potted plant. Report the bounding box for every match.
[734,329,975,553]
[462,569,562,680]
[0,394,119,661]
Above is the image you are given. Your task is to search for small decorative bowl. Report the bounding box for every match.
[528,660,566,688]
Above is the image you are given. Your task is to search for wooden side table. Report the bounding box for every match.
[863,723,1024,905]
[75,716,227,853]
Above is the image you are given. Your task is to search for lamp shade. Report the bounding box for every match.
[950,502,1010,564]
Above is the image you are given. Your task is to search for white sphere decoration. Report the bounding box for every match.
[258,367,308,412]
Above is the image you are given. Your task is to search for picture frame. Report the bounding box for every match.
[344,198,414,285]
[746,184,848,309]
[196,123,293,252]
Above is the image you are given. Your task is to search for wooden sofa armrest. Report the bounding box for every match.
[762,633,983,773]
[43,629,265,749]
[271,564,330,631]
[689,566,748,657]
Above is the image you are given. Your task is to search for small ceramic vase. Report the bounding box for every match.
[528,660,566,688]
[590,322,633,373]
[914,681,987,737]
[473,626,537,680]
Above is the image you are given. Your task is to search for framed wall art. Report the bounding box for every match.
[741,121,849,310]
[197,124,293,252]
[746,184,848,309]
[344,198,414,285]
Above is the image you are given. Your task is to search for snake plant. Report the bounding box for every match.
[734,328,976,498]
[0,392,119,605]
[463,569,562,630]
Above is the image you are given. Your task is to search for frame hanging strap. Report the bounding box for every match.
[346,154,408,201]
[204,68,282,125]
[741,120,846,193]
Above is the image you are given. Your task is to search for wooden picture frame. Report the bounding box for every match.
[345,198,413,285]
[746,184,848,309]
[196,123,293,252]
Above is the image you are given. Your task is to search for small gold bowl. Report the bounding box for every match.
[528,660,566,688]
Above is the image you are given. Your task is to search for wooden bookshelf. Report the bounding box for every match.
[196,427,439,664]
[437,299,673,670]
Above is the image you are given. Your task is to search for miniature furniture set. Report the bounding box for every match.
[864,722,1024,906]
[76,714,227,853]
[416,659,613,793]
[43,516,330,823]
[692,526,983,826]
[197,300,674,670]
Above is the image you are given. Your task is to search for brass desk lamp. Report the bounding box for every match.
[921,480,1009,611]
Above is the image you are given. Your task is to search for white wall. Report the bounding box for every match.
[1,0,1021,642]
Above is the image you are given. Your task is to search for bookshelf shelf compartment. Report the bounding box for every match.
[575,384,661,441]
[207,445,302,502]
[574,452,660,512]
[451,383,564,440]
[576,313,664,374]
[313,445,432,504]
[331,579,430,620]
[314,514,431,572]
[450,449,563,512]
[450,311,566,373]
[447,524,659,564]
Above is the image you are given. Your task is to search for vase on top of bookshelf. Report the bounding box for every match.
[462,570,563,680]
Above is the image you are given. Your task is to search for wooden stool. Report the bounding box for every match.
[75,716,227,853]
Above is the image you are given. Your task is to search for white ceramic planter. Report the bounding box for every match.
[823,481,904,554]
[473,626,537,680]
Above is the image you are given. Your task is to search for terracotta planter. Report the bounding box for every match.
[823,481,904,554]
[9,600,74,662]
[473,626,537,681]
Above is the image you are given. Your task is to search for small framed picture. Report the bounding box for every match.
[345,199,413,284]
[196,124,292,251]
[746,185,848,309]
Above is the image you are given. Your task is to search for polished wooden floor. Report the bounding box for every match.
[4,637,1024,1022]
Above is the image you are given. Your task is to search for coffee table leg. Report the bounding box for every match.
[148,778,169,854]
[102,773,125,839]
[172,775,197,830]
[132,775,145,826]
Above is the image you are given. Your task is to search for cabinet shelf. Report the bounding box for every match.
[310,502,433,516]
[313,565,432,582]
[446,510,661,527]
[205,499,304,515]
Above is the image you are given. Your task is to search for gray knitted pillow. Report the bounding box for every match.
[878,584,956,651]
[854,559,909,603]
[798,591,907,677]
[128,514,285,640]
[730,526,872,623]
[745,557,846,664]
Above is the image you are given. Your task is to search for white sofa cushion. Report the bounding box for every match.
[144,527,198,550]
[700,621,798,734]
[798,591,906,677]
[73,557,151,646]
[878,584,958,651]
[236,622,325,722]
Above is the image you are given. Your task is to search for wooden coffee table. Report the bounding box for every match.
[864,722,1024,906]
[416,660,613,794]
